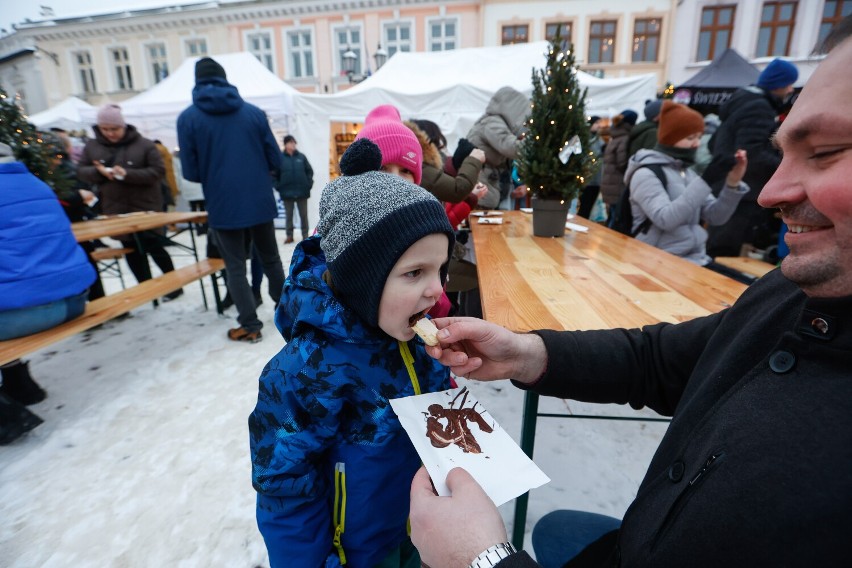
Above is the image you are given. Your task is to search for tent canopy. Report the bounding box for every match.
[28,96,94,132]
[79,52,299,148]
[674,48,759,114]
[292,41,658,224]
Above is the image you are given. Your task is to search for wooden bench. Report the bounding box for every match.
[714,256,776,279]
[0,258,225,367]
[90,247,135,289]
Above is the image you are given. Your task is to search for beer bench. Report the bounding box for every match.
[0,258,224,367]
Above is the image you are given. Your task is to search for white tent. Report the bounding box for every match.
[79,52,299,149]
[28,96,95,132]
[291,41,658,226]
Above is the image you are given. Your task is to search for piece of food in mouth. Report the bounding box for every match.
[410,313,439,346]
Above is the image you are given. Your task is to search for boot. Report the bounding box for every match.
[0,360,47,406]
[0,391,43,445]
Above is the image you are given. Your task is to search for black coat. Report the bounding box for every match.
[504,270,852,567]
[704,87,783,201]
[275,149,313,200]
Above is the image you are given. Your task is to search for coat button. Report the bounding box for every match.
[769,350,796,373]
[668,461,685,482]
[811,317,829,334]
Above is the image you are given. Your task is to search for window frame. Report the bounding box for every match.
[588,19,617,64]
[108,46,134,92]
[756,1,798,57]
[284,27,316,80]
[696,5,736,62]
[73,50,97,94]
[426,16,459,51]
[145,42,169,85]
[501,24,530,45]
[184,38,208,58]
[632,17,662,63]
[383,19,415,57]
[245,29,276,73]
[544,21,572,45]
[333,23,364,76]
[817,0,851,47]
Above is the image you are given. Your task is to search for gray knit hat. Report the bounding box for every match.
[318,140,454,328]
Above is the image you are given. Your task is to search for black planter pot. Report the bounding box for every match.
[531,197,570,237]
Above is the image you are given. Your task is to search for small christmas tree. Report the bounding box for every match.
[516,35,599,202]
[0,87,74,196]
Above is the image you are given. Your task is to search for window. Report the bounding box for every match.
[502,24,529,45]
[632,18,661,62]
[109,47,133,91]
[337,26,362,75]
[588,20,616,63]
[147,43,168,84]
[74,51,97,94]
[545,22,572,44]
[384,22,412,56]
[247,31,274,72]
[818,0,852,47]
[428,18,457,51]
[697,5,736,61]
[756,2,797,56]
[185,38,208,57]
[287,30,314,78]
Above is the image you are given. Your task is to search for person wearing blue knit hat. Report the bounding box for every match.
[702,57,799,258]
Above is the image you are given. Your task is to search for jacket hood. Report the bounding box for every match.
[276,235,386,346]
[191,78,245,115]
[624,149,680,186]
[92,124,142,147]
[485,86,530,136]
[630,120,657,140]
[405,120,443,170]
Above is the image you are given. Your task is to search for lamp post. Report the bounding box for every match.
[374,44,388,70]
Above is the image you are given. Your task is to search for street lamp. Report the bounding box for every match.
[374,44,388,70]
[342,46,358,82]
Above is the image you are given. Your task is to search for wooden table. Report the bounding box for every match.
[72,211,208,242]
[470,211,747,547]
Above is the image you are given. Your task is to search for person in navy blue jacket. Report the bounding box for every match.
[177,57,286,343]
[0,142,96,441]
[275,134,313,244]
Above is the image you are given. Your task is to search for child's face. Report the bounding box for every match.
[378,233,449,341]
[381,163,416,183]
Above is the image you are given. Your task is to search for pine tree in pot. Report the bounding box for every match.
[516,36,599,237]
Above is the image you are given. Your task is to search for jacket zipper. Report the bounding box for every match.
[332,462,347,565]
[650,452,725,553]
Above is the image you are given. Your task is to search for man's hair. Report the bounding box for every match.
[283,134,296,145]
[816,14,852,54]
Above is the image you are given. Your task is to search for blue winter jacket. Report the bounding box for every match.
[0,162,95,311]
[249,236,450,568]
[176,77,281,230]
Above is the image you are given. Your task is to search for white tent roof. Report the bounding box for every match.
[79,52,299,149]
[28,96,95,132]
[291,42,657,225]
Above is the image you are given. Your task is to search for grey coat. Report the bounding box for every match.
[624,149,747,266]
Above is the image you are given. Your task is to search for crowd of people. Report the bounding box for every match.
[2,14,850,567]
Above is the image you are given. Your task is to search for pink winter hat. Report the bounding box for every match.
[96,104,126,127]
[356,104,422,184]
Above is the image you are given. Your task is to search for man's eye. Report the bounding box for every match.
[810,149,845,160]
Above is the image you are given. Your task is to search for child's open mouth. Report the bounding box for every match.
[408,308,429,327]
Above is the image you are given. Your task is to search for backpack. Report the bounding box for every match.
[611,163,667,237]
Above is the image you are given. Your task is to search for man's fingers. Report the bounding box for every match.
[444,467,478,493]
[411,466,437,498]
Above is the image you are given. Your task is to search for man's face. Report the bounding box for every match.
[99,124,126,144]
[377,233,449,341]
[758,39,852,297]
[285,140,297,154]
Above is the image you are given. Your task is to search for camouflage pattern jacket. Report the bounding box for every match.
[250,236,451,568]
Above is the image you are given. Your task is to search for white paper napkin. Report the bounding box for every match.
[477,217,504,225]
[565,221,589,233]
[390,386,550,506]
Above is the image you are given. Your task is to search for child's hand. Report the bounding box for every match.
[725,149,747,187]
[472,183,488,199]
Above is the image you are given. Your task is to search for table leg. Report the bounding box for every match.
[512,391,540,550]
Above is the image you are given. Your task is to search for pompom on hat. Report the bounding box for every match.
[318,138,454,328]
[657,100,705,146]
[195,57,227,82]
[355,104,423,185]
[756,58,798,91]
[96,104,126,127]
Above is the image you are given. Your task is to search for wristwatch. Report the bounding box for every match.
[467,542,517,568]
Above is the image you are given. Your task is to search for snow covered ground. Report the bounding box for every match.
[0,230,668,567]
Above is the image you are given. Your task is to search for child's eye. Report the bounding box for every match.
[403,269,422,278]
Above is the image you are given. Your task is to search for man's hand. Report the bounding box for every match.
[470,148,486,164]
[724,149,747,188]
[511,184,528,199]
[424,317,547,384]
[410,467,508,568]
[93,161,114,180]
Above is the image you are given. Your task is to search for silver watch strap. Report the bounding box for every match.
[467,542,517,568]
